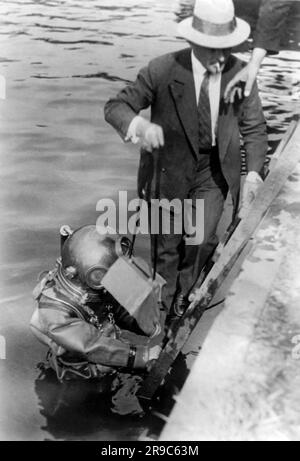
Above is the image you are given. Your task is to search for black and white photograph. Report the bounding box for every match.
[0,0,299,444]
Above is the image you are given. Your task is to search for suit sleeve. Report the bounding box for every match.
[253,0,293,53]
[37,298,149,369]
[238,81,268,175]
[104,64,155,141]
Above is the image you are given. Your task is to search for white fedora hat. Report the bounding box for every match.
[177,0,250,48]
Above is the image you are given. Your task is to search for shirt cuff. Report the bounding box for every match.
[125,115,144,144]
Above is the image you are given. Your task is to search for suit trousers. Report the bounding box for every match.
[150,147,228,312]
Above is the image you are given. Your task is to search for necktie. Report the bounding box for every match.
[198,72,212,150]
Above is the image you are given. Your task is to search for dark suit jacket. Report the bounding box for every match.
[104,48,268,210]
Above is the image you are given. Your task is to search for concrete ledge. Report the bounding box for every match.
[160,163,300,441]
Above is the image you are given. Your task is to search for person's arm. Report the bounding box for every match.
[238,81,268,217]
[254,0,293,53]
[104,64,164,151]
[35,299,159,370]
[224,0,293,102]
[224,48,266,102]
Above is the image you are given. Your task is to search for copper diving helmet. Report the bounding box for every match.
[60,225,131,291]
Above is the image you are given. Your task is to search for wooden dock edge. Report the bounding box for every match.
[160,153,300,441]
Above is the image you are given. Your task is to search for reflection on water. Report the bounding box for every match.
[0,0,299,441]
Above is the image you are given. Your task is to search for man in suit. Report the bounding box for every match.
[104,0,268,320]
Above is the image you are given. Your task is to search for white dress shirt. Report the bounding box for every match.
[126,50,221,146]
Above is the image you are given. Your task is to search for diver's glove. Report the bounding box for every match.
[145,345,162,372]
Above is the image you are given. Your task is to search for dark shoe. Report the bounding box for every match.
[173,294,190,318]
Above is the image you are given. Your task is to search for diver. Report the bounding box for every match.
[30,224,161,381]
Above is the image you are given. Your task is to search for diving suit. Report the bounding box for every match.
[30,225,161,381]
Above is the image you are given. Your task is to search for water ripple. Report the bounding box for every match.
[33,37,113,45]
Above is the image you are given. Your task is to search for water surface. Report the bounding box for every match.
[0,0,299,441]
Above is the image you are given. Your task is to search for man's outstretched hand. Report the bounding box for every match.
[135,117,165,151]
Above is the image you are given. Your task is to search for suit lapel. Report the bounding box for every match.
[169,49,199,158]
[169,52,240,161]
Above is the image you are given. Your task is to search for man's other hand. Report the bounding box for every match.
[239,171,263,219]
[136,117,165,151]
